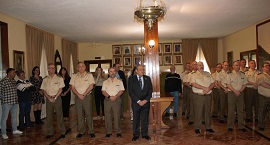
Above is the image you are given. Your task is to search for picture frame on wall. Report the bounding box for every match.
[133,44,141,55]
[159,56,163,66]
[164,55,172,65]
[227,51,233,67]
[123,57,132,66]
[112,45,122,55]
[173,43,182,53]
[113,57,122,65]
[163,43,172,54]
[123,44,131,55]
[13,50,24,71]
[173,55,183,65]
[134,56,141,66]
[158,43,162,54]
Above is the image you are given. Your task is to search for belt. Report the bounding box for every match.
[194,93,208,96]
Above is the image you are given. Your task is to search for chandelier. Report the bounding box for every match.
[134,0,167,31]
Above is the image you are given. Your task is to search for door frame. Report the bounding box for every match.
[84,59,112,72]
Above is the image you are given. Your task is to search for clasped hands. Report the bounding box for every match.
[138,100,148,106]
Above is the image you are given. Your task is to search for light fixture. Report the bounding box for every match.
[148,40,155,48]
[134,0,166,31]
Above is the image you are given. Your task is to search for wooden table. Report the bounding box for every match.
[150,97,174,129]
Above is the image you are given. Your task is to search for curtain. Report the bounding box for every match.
[62,39,71,71]
[26,25,43,76]
[43,32,54,64]
[182,39,199,65]
[71,42,78,73]
[200,38,218,69]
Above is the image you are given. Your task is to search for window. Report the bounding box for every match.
[195,44,210,72]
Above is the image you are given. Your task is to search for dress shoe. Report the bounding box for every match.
[13,130,23,135]
[239,128,248,132]
[219,120,225,123]
[117,133,122,137]
[105,134,112,138]
[89,133,95,138]
[76,133,84,138]
[259,128,264,131]
[206,129,215,133]
[132,136,139,141]
[182,112,185,116]
[164,113,170,117]
[45,135,53,139]
[2,134,9,139]
[228,128,233,132]
[188,121,193,125]
[61,134,65,138]
[195,129,200,134]
[173,113,178,117]
[142,135,151,140]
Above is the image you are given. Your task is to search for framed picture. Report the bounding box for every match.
[113,57,122,65]
[164,55,172,65]
[133,44,141,55]
[112,45,121,55]
[134,56,141,66]
[158,43,162,54]
[123,44,131,55]
[13,50,24,71]
[173,43,182,53]
[123,57,132,66]
[163,43,172,54]
[227,51,233,67]
[173,55,183,65]
[159,56,163,66]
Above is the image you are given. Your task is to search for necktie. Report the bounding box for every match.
[139,77,143,90]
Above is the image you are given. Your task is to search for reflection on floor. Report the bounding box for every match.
[1,105,270,145]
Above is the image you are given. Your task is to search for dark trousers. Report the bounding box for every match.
[132,102,150,137]
[61,92,71,118]
[19,100,32,129]
[94,86,105,116]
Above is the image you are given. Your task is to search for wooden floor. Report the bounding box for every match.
[1,103,270,145]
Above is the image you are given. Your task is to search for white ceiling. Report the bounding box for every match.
[0,0,270,43]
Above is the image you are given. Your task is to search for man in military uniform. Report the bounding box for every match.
[102,67,124,138]
[40,63,66,138]
[190,62,215,134]
[257,62,270,131]
[244,60,260,122]
[211,63,222,118]
[70,62,95,138]
[226,61,248,132]
[240,59,248,73]
[217,61,229,123]
[181,62,191,116]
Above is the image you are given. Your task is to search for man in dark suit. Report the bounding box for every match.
[128,65,152,141]
[112,63,127,120]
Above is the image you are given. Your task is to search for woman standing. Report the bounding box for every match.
[58,68,71,121]
[94,67,105,120]
[29,66,44,124]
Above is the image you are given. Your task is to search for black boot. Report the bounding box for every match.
[37,110,44,124]
[34,111,39,124]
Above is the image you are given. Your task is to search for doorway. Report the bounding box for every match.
[84,59,112,74]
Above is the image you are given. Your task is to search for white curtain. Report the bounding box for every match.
[195,44,211,73]
[69,54,75,105]
[40,44,48,119]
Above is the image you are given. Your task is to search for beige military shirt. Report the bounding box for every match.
[226,70,247,91]
[216,69,228,87]
[102,78,125,96]
[190,71,215,95]
[245,69,260,88]
[181,70,190,82]
[70,72,95,94]
[40,75,65,96]
[257,72,270,97]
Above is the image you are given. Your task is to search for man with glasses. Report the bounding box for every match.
[257,62,270,131]
[41,63,66,138]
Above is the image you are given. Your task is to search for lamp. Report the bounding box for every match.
[148,40,155,48]
[134,0,166,31]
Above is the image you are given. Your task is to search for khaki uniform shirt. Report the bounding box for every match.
[70,72,95,94]
[40,74,65,96]
[212,71,220,88]
[181,70,190,82]
[190,71,215,95]
[216,69,229,87]
[257,72,270,97]
[245,69,260,88]
[226,70,247,91]
[102,78,125,96]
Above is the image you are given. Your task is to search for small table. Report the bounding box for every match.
[150,97,173,129]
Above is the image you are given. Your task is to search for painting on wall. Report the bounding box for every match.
[13,50,24,71]
[123,44,131,55]
[112,45,122,55]
[173,55,183,65]
[227,51,233,67]
[123,57,132,66]
[173,43,182,53]
[164,55,172,65]
[113,57,122,66]
[163,43,172,54]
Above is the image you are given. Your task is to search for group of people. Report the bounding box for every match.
[171,59,270,134]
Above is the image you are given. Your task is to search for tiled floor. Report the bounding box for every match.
[1,105,270,145]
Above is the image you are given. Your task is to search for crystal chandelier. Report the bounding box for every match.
[134,0,167,31]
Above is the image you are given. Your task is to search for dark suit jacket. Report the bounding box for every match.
[128,75,153,104]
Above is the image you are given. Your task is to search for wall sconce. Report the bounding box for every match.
[149,40,155,48]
